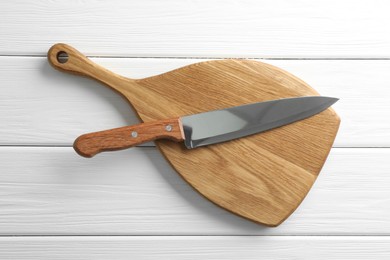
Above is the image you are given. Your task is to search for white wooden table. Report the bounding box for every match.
[1,0,390,259]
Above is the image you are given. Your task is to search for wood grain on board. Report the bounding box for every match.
[47,43,340,226]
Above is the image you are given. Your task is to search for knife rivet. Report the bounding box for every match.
[165,124,173,132]
[131,131,138,138]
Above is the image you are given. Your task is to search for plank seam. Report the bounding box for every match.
[2,54,390,60]
[0,235,390,237]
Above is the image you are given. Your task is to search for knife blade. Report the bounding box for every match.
[74,96,338,157]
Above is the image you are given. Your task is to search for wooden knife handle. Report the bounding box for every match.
[47,43,134,93]
[74,118,184,158]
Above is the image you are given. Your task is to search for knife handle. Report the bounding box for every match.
[74,118,184,158]
[47,43,134,93]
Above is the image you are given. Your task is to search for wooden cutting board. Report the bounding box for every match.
[48,44,340,226]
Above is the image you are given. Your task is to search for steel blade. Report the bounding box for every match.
[181,96,338,149]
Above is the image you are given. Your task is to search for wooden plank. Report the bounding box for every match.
[0,147,389,235]
[0,0,389,58]
[0,236,389,260]
[0,57,388,147]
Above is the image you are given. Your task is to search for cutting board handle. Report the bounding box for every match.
[74,118,184,158]
[47,43,135,93]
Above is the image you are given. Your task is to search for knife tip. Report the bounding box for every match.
[329,97,339,104]
[318,96,339,105]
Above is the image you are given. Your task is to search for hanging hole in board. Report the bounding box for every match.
[57,51,69,63]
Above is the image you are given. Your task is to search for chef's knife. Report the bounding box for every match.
[74,96,338,157]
